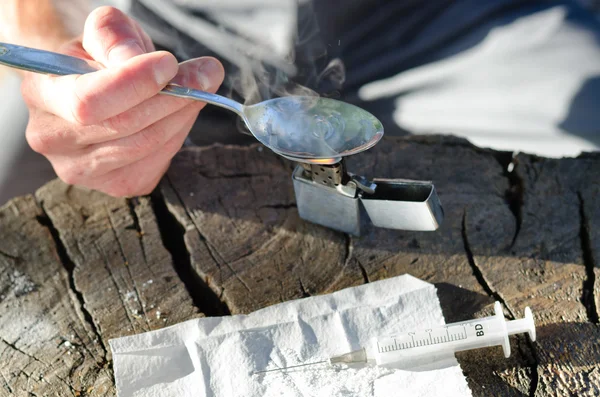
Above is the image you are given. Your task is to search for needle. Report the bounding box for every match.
[252,360,329,375]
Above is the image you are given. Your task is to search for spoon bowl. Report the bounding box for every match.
[242,96,383,162]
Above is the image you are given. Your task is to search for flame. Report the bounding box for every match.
[305,157,340,165]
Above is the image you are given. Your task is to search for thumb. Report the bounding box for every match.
[82,6,147,66]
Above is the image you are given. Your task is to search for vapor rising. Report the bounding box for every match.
[136,0,346,107]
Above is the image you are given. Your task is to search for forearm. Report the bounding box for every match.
[0,0,90,51]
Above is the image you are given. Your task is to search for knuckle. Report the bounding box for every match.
[89,6,127,31]
[25,121,57,154]
[84,154,103,179]
[69,89,95,126]
[26,129,50,154]
[101,114,123,134]
[103,111,140,136]
[55,163,84,186]
[132,126,163,155]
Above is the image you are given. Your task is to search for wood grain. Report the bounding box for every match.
[1,136,598,396]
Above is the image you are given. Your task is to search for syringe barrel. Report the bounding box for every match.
[370,310,510,367]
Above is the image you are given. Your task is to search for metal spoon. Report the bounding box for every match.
[0,42,383,164]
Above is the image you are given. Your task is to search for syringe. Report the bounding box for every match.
[254,302,535,374]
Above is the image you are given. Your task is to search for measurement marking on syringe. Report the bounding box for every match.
[377,325,472,354]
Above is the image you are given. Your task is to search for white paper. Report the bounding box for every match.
[110,274,472,396]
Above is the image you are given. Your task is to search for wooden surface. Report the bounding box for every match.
[1,135,599,396]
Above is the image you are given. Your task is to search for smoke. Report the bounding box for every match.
[136,0,346,105]
[217,0,346,107]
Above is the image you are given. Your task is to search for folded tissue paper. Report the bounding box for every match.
[109,274,472,396]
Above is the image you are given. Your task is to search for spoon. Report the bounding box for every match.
[0,42,383,164]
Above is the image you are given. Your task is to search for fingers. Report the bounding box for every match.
[24,56,224,152]
[82,6,147,66]
[84,117,196,197]
[97,57,223,143]
[22,6,179,125]
[24,51,179,125]
[51,102,202,184]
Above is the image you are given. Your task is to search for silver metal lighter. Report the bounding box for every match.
[291,160,444,236]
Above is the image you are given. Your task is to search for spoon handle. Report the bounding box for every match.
[0,42,244,116]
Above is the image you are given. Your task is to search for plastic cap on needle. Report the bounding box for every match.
[329,348,368,365]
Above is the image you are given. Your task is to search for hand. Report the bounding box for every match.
[21,6,224,197]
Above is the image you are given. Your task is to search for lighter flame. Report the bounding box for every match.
[303,158,340,165]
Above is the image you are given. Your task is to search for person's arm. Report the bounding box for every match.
[0,0,89,51]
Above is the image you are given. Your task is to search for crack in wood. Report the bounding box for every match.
[127,198,148,265]
[0,370,13,393]
[344,234,369,284]
[356,258,370,284]
[34,212,108,362]
[272,256,286,303]
[0,337,50,366]
[164,176,254,297]
[462,209,540,396]
[201,235,250,293]
[578,192,599,324]
[461,210,511,314]
[493,151,524,250]
[105,206,151,329]
[0,338,80,394]
[525,342,540,397]
[92,241,138,331]
[164,177,225,286]
[226,253,252,292]
[0,249,18,261]
[151,188,231,316]
[258,204,297,210]
[196,171,275,180]
[298,278,310,297]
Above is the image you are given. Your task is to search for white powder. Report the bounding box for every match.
[9,270,36,297]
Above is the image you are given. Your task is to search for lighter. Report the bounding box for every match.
[290,158,443,236]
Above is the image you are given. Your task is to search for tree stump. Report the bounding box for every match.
[0,135,598,396]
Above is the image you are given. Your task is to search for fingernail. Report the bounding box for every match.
[197,58,222,91]
[154,54,178,85]
[108,40,144,65]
